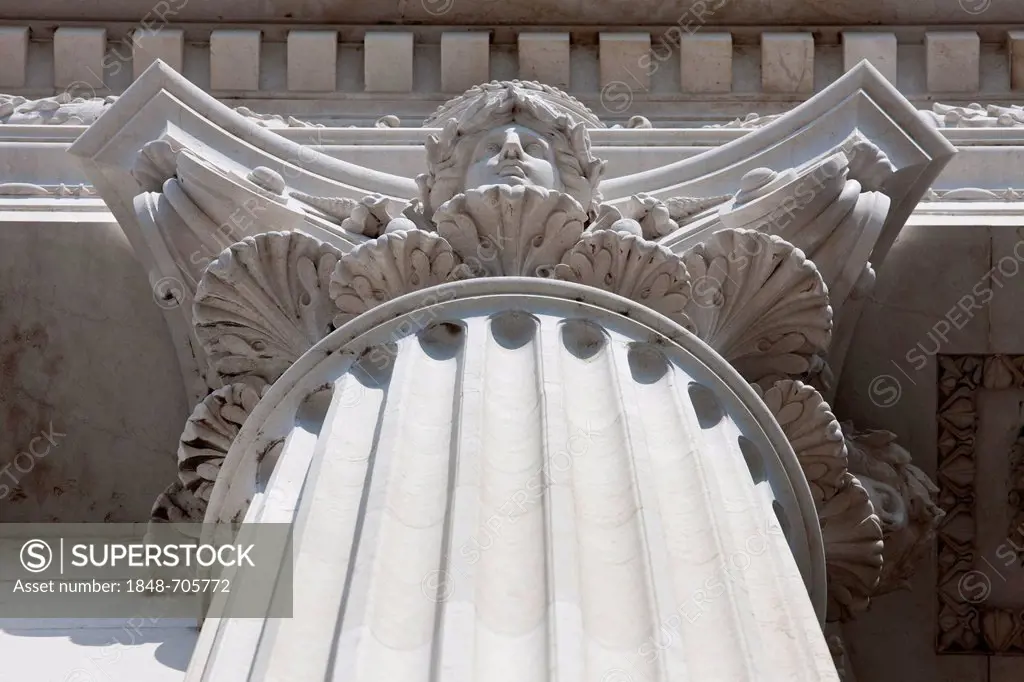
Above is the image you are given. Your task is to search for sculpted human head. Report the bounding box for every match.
[464,124,561,190]
[418,81,607,218]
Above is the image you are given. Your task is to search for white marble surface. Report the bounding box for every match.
[836,223,1024,682]
[0,218,186,522]
[286,30,337,92]
[0,618,196,682]
[762,33,815,94]
[0,27,28,89]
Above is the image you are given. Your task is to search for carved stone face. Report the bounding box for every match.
[463,124,561,191]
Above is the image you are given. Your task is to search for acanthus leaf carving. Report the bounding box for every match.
[150,383,266,526]
[754,380,884,622]
[0,182,96,197]
[194,231,343,387]
[702,112,783,129]
[819,472,885,621]
[680,229,833,387]
[663,195,732,229]
[1,92,117,125]
[233,106,318,129]
[553,229,692,327]
[843,422,945,596]
[434,185,588,277]
[757,380,847,504]
[922,102,1024,128]
[620,194,679,239]
[329,229,470,328]
[841,132,896,193]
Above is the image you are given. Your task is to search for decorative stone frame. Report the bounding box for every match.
[937,354,1024,654]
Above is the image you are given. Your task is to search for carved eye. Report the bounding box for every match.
[525,142,544,155]
[486,143,501,154]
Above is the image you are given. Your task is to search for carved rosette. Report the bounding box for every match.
[553,229,692,327]
[681,229,833,387]
[434,185,588,276]
[194,231,344,387]
[329,229,470,327]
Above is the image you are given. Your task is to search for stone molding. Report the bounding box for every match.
[936,355,1024,654]
[2,24,1023,110]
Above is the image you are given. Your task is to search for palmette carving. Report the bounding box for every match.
[553,229,692,326]
[757,380,848,503]
[820,473,884,620]
[681,229,832,387]
[754,380,884,621]
[435,185,587,277]
[329,229,470,327]
[151,383,266,525]
[194,231,343,387]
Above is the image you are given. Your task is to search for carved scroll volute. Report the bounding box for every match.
[681,229,833,388]
[718,154,889,320]
[434,185,588,277]
[134,147,311,300]
[194,231,344,387]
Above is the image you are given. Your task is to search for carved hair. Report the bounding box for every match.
[417,81,607,219]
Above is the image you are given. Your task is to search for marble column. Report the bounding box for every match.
[187,279,835,682]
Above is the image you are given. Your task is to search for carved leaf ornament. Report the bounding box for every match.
[163,84,941,636]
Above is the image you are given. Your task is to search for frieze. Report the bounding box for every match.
[936,354,1024,654]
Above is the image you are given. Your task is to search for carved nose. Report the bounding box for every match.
[499,132,524,159]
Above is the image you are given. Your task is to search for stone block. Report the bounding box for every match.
[599,32,651,91]
[1010,31,1024,91]
[926,31,980,92]
[762,32,814,94]
[210,29,261,91]
[54,27,107,90]
[132,28,184,80]
[843,32,897,85]
[441,32,489,93]
[679,33,732,93]
[518,32,570,89]
[365,32,414,93]
[287,30,337,91]
[0,27,28,88]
